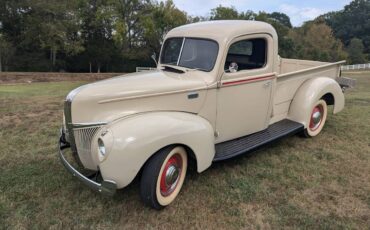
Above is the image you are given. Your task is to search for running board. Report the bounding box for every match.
[214,119,304,162]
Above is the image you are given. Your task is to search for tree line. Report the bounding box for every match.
[0,0,369,73]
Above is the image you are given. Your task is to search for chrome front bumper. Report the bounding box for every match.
[58,129,117,196]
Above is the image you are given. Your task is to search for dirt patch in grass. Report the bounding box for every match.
[239,203,271,229]
[0,114,23,126]
[292,184,370,219]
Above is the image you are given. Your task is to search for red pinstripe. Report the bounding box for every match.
[222,74,275,86]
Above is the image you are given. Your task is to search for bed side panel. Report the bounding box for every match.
[270,63,341,124]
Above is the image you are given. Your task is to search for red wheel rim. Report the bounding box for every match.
[309,104,323,131]
[160,154,183,197]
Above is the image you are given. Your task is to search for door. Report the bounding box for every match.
[216,34,275,143]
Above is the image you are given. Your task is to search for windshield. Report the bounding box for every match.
[160,38,219,72]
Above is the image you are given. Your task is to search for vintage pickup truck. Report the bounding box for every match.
[59,20,353,209]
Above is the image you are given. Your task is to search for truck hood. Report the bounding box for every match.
[69,70,209,123]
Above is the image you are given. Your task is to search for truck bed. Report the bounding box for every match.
[270,58,345,124]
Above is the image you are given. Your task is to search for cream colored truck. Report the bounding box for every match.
[59,20,354,209]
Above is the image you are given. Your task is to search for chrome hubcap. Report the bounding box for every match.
[160,154,183,197]
[312,111,322,126]
[165,165,180,187]
[309,105,323,131]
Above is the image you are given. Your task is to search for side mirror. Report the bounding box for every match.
[151,52,158,67]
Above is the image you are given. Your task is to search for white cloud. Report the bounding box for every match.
[279,4,324,26]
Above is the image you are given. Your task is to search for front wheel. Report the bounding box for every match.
[140,146,188,209]
[303,99,328,137]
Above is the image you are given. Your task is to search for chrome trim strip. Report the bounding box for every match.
[98,86,208,104]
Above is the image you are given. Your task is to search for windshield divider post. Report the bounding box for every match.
[177,38,185,66]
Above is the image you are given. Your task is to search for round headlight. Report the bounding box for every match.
[98,138,106,156]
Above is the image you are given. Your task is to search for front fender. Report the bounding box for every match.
[288,77,344,127]
[98,112,215,189]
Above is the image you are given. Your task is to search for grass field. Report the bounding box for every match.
[0,72,369,229]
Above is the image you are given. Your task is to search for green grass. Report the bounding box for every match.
[1,73,369,229]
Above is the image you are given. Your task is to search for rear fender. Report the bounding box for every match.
[98,112,215,188]
[288,77,344,127]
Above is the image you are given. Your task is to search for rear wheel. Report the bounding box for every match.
[140,146,188,209]
[303,99,328,137]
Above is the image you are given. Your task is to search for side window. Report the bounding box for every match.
[225,38,267,72]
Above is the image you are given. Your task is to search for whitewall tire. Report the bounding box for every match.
[303,99,328,137]
[140,146,188,209]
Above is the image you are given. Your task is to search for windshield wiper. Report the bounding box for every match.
[162,65,185,74]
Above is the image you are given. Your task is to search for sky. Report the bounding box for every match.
[167,0,353,26]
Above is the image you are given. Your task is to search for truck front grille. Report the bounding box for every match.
[74,127,100,162]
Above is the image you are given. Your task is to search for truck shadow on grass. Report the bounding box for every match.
[111,132,306,206]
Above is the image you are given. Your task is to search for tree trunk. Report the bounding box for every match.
[52,48,56,67]
[50,48,53,71]
[53,50,57,66]
[89,62,92,73]
[97,63,101,73]
[0,53,2,72]
[49,47,57,71]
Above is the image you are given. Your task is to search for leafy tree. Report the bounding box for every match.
[254,12,294,57]
[0,1,26,46]
[210,5,239,20]
[113,0,150,52]
[0,0,357,72]
[266,12,292,28]
[324,0,370,55]
[0,0,84,71]
[0,0,47,71]
[239,10,256,20]
[25,0,84,70]
[289,20,347,61]
[140,0,187,54]
[188,15,208,23]
[347,38,366,64]
[78,0,117,72]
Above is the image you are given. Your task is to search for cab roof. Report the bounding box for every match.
[165,20,277,44]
